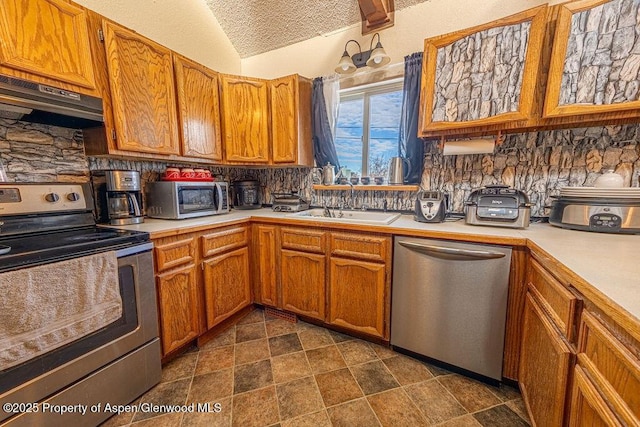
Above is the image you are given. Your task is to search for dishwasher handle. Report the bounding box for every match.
[398,240,506,261]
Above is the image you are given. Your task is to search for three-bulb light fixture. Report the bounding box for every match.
[335,32,390,74]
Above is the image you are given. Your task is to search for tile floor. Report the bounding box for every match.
[101,308,530,427]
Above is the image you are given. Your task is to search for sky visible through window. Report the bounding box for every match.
[334,87,403,178]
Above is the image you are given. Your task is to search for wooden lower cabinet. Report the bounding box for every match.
[519,292,573,427]
[280,249,325,320]
[202,246,252,328]
[253,224,279,307]
[328,257,387,339]
[156,264,201,355]
[569,365,621,427]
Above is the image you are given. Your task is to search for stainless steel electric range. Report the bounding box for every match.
[0,183,161,426]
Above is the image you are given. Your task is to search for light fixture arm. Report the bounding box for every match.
[369,32,381,51]
[335,33,390,74]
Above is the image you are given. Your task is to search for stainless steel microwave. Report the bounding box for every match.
[145,181,229,219]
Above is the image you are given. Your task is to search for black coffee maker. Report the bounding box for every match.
[99,170,144,225]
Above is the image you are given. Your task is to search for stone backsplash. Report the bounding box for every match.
[1,118,638,218]
[423,124,640,216]
[561,0,640,106]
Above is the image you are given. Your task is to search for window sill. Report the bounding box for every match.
[313,184,419,192]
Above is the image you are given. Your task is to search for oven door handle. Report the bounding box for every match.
[116,242,153,257]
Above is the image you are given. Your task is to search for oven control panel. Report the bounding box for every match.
[0,184,89,215]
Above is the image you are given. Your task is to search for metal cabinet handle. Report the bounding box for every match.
[398,241,506,260]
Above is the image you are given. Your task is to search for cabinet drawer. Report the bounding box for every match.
[280,227,326,253]
[330,233,389,262]
[578,311,640,424]
[154,236,197,272]
[528,258,580,340]
[201,226,248,258]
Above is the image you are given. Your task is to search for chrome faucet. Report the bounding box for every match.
[383,200,388,213]
[323,204,333,218]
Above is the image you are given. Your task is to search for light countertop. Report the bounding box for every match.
[109,208,640,323]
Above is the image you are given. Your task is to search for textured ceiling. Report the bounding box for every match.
[204,0,429,58]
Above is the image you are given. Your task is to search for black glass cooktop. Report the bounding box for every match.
[0,226,149,273]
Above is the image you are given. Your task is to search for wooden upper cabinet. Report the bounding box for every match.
[543,0,640,118]
[220,74,270,164]
[419,5,547,136]
[102,20,180,155]
[269,74,313,166]
[173,54,223,161]
[0,0,97,91]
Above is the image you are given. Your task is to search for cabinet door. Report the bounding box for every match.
[173,54,223,161]
[281,249,325,320]
[328,257,387,339]
[419,5,547,135]
[202,247,252,328]
[0,0,96,89]
[569,365,622,427]
[156,264,201,356]
[103,21,180,155]
[270,75,298,164]
[519,292,573,427]
[220,75,270,163]
[253,225,279,307]
[544,0,640,118]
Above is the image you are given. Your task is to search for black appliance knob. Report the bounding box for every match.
[45,193,60,202]
[67,192,81,201]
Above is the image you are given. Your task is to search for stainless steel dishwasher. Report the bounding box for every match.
[391,236,512,382]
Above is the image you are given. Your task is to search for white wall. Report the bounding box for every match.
[74,0,241,74]
[241,0,565,79]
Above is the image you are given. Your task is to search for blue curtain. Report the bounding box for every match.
[398,52,425,184]
[312,77,340,171]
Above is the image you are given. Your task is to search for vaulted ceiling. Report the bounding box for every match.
[204,0,430,58]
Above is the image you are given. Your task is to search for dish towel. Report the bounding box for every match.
[0,251,122,371]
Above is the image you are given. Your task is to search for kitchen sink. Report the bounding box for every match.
[287,208,401,225]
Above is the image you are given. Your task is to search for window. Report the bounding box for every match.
[334,79,403,178]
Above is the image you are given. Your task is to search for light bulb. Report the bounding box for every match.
[342,64,349,71]
[374,56,382,64]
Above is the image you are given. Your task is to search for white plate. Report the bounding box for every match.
[559,187,640,199]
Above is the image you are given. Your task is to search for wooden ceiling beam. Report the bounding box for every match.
[358,0,395,35]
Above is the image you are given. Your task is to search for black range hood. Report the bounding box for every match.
[0,74,104,128]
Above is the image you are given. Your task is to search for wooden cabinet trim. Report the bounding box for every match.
[201,226,249,258]
[154,236,196,272]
